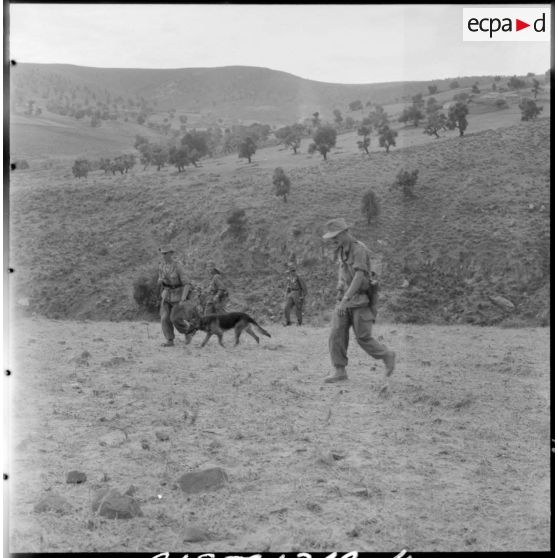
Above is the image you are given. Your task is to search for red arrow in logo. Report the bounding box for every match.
[516,19,530,31]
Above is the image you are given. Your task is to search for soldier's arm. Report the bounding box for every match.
[176,264,191,302]
[340,245,368,302]
[157,263,164,285]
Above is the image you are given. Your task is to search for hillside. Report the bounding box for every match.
[11,62,545,128]
[9,117,550,327]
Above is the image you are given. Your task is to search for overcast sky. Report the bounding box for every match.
[9,3,552,84]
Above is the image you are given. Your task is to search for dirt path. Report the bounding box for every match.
[7,317,550,552]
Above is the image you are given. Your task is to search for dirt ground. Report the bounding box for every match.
[6,316,550,552]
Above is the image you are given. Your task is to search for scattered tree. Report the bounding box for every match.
[394,169,419,198]
[311,112,321,128]
[427,85,438,95]
[361,190,380,224]
[333,109,343,127]
[349,100,363,112]
[447,102,469,136]
[357,125,372,155]
[272,167,291,202]
[449,80,460,89]
[133,271,160,316]
[72,158,90,178]
[519,98,543,121]
[275,124,305,154]
[181,131,209,166]
[311,126,337,160]
[378,124,398,153]
[508,76,527,90]
[423,112,448,139]
[367,104,389,131]
[398,104,424,127]
[238,136,256,163]
[531,78,541,98]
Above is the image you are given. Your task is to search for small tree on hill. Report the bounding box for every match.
[447,102,469,136]
[508,76,527,90]
[398,104,424,127]
[333,109,343,127]
[423,112,448,139]
[519,98,543,121]
[361,190,380,225]
[394,169,419,198]
[275,124,305,154]
[72,158,90,178]
[311,126,337,160]
[349,100,363,112]
[169,145,191,172]
[368,104,389,131]
[378,124,397,153]
[428,85,438,95]
[449,80,460,89]
[181,131,209,167]
[272,167,291,202]
[239,137,256,163]
[357,125,372,155]
[531,78,541,99]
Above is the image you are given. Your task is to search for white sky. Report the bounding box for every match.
[8,3,552,84]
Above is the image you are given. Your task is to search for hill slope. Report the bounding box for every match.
[11,63,517,125]
[9,118,550,326]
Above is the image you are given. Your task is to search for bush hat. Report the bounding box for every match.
[322,218,350,239]
[159,245,175,254]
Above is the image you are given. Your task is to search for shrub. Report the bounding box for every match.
[361,190,380,224]
[132,271,160,316]
[226,208,248,236]
[272,167,291,202]
[519,98,543,121]
[72,158,91,178]
[394,169,419,198]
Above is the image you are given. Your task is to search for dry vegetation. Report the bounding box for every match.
[8,317,550,552]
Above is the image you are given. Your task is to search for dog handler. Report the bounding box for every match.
[157,245,193,347]
[322,218,396,383]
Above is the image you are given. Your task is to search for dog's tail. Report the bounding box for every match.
[249,318,271,338]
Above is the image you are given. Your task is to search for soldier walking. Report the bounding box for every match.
[283,265,307,326]
[322,218,395,383]
[204,261,229,314]
[157,245,193,347]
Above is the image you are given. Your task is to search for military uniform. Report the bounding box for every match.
[284,270,307,325]
[322,217,395,383]
[329,239,389,367]
[158,254,192,345]
[204,271,229,314]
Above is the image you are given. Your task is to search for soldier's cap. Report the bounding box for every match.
[322,218,350,239]
[159,245,175,254]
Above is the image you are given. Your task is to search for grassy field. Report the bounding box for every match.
[7,316,550,552]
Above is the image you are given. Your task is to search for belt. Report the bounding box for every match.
[162,283,183,289]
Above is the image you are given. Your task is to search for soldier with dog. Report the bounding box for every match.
[157,245,193,347]
[322,218,396,383]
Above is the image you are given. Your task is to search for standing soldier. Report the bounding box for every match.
[322,218,395,383]
[157,245,193,347]
[204,261,229,314]
[283,265,307,326]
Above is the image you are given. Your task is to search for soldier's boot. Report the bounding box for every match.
[324,366,348,383]
[384,351,396,376]
[161,339,174,347]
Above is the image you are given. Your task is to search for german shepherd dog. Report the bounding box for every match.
[179,305,271,348]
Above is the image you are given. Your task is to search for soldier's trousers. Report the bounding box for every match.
[160,300,189,341]
[329,305,389,368]
[284,293,303,325]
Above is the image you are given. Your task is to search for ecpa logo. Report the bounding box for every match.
[463,7,551,41]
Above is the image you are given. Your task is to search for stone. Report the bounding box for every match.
[155,431,170,441]
[66,470,87,484]
[34,493,72,514]
[488,295,515,310]
[183,526,208,542]
[91,488,143,519]
[177,467,228,494]
[99,430,127,447]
